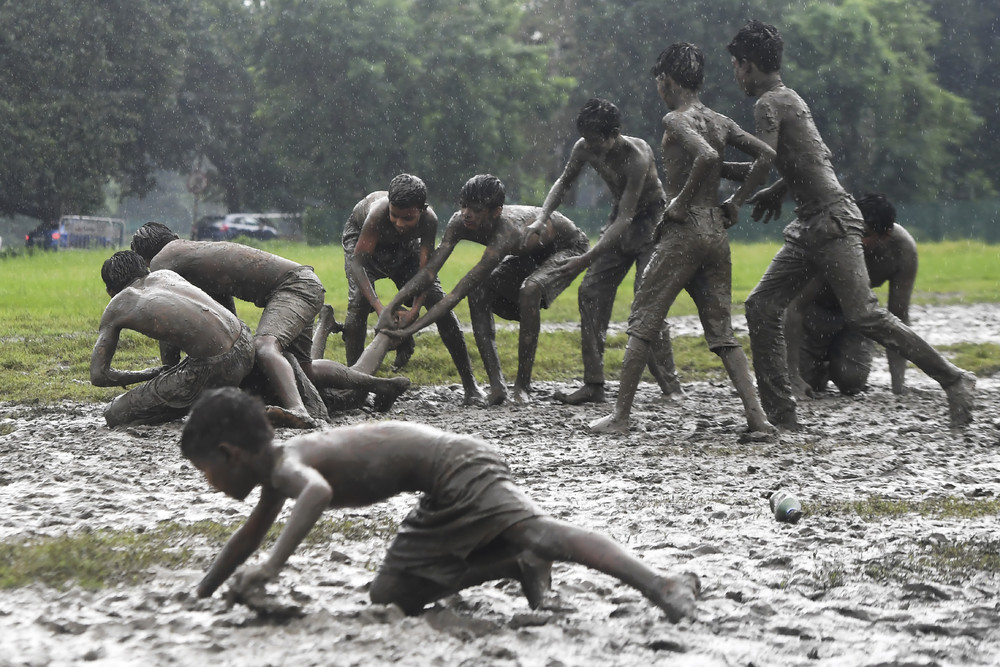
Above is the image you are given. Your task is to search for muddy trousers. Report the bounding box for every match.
[745,230,961,424]
[577,244,677,390]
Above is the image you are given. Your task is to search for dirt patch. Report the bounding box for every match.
[1,304,999,665]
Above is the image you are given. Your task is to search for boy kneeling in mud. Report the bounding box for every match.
[183,387,699,621]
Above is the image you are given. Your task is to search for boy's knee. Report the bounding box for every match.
[744,293,781,326]
[518,282,543,309]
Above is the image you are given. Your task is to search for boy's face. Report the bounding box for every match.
[192,449,258,501]
[655,72,680,109]
[731,57,755,96]
[460,204,501,232]
[388,204,423,234]
[581,131,615,156]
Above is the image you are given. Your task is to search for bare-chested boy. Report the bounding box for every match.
[342,174,483,404]
[131,222,408,426]
[377,175,589,405]
[531,98,681,406]
[786,193,917,397]
[590,43,774,437]
[91,250,255,427]
[728,20,974,428]
[183,386,700,620]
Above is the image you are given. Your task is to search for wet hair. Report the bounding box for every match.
[856,193,896,235]
[387,173,428,209]
[576,98,621,139]
[180,387,274,462]
[727,20,783,73]
[101,250,149,295]
[131,221,180,262]
[651,42,705,91]
[459,174,506,209]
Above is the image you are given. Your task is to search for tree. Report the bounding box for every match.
[0,0,187,222]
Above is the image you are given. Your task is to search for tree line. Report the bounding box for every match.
[1,0,996,237]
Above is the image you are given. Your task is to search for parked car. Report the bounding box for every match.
[193,213,280,242]
[25,224,59,250]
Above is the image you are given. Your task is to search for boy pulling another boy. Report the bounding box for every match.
[183,387,699,621]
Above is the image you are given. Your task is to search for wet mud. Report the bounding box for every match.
[1,304,998,666]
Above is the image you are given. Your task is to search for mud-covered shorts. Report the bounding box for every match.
[483,233,589,321]
[255,266,326,364]
[103,322,255,427]
[377,435,543,587]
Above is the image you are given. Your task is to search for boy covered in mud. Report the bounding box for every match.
[342,174,483,404]
[91,250,255,427]
[785,193,917,397]
[728,20,975,428]
[532,98,681,406]
[131,222,408,426]
[377,175,589,405]
[589,43,774,437]
[183,386,700,620]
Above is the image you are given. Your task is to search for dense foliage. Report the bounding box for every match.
[0,0,994,231]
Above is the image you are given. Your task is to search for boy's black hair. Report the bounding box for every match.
[101,250,149,296]
[180,387,274,461]
[727,20,783,73]
[651,42,705,91]
[131,221,180,262]
[576,98,621,140]
[459,174,506,209]
[387,173,428,209]
[856,193,896,235]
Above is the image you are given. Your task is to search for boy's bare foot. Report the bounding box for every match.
[588,414,628,434]
[373,377,411,412]
[553,383,606,405]
[945,370,976,428]
[316,304,344,335]
[516,551,552,610]
[738,424,778,443]
[462,385,487,407]
[649,572,700,623]
[265,405,318,429]
[486,386,507,406]
[654,384,686,404]
[391,336,416,371]
[511,386,531,404]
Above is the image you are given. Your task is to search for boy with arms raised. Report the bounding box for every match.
[531,98,681,406]
[590,43,774,437]
[377,175,589,405]
[341,174,483,404]
[183,386,700,620]
[728,20,974,428]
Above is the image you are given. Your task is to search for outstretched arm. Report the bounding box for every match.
[721,122,776,225]
[375,225,459,332]
[90,320,164,387]
[196,486,286,597]
[346,212,390,317]
[526,145,586,242]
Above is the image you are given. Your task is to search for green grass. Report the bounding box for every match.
[0,515,398,590]
[1,239,998,403]
[807,495,1000,521]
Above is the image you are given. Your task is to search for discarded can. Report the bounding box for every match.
[769,490,803,524]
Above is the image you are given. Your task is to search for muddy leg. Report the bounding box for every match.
[717,346,775,436]
[589,336,649,434]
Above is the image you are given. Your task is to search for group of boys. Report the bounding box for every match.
[91,21,977,624]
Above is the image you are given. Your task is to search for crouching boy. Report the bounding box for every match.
[182,387,699,621]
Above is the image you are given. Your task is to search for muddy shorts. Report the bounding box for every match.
[255,266,326,364]
[483,233,589,322]
[103,322,255,427]
[378,435,543,587]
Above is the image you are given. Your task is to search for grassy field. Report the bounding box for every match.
[1,239,998,404]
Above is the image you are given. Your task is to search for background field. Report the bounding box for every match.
[1,239,998,404]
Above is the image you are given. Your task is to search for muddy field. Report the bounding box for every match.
[1,304,998,666]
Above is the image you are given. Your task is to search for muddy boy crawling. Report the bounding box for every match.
[182,387,699,621]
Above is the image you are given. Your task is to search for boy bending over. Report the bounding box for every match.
[183,387,699,620]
